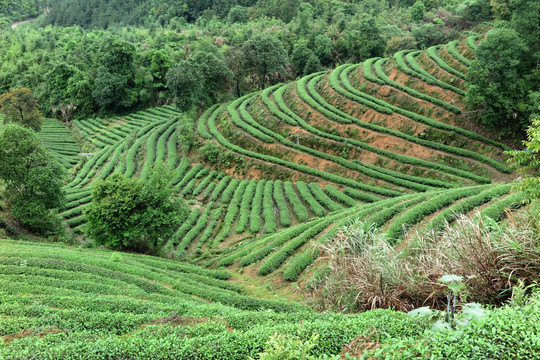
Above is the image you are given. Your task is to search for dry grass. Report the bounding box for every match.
[311,206,540,312]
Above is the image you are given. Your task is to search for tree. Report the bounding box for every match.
[0,124,65,235]
[510,0,540,66]
[0,88,43,131]
[242,33,289,88]
[313,34,333,67]
[410,1,426,22]
[303,53,322,76]
[166,60,204,111]
[291,40,313,75]
[85,164,188,253]
[189,51,233,104]
[465,28,529,131]
[92,37,138,111]
[227,5,249,23]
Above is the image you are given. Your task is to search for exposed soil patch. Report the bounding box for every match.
[2,326,67,343]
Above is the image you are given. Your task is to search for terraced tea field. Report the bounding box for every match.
[0,238,428,358]
[6,34,523,285]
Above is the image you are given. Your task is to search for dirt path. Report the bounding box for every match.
[11,7,49,28]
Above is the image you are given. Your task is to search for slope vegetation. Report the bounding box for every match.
[37,33,524,284]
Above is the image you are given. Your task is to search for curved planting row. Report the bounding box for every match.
[426,45,466,80]
[307,71,508,174]
[206,103,402,196]
[396,50,466,96]
[239,88,439,192]
[39,118,81,169]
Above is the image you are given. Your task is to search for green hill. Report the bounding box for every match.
[42,34,526,287]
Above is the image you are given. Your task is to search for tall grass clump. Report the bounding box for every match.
[311,207,540,312]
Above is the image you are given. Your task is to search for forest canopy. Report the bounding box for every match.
[0,0,499,122]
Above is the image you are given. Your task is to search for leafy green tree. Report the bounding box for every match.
[291,40,312,75]
[465,28,528,130]
[0,124,65,235]
[313,34,333,67]
[92,37,138,111]
[227,5,248,23]
[85,165,188,253]
[0,88,43,131]
[303,53,322,75]
[242,33,289,88]
[490,0,511,20]
[166,60,203,111]
[410,1,426,22]
[510,0,540,66]
[189,51,233,104]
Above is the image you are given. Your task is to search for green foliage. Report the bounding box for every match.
[0,88,43,131]
[365,290,540,359]
[410,1,425,22]
[253,333,319,360]
[85,164,188,253]
[0,124,65,235]
[166,60,203,112]
[465,28,530,131]
[508,118,540,199]
[242,33,289,88]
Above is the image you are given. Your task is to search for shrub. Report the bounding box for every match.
[85,164,188,253]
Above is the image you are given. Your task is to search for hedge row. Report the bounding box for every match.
[210,176,232,202]
[168,157,190,188]
[176,205,212,256]
[239,220,319,267]
[446,40,471,66]
[181,168,209,196]
[297,76,440,191]
[425,184,512,233]
[466,34,478,51]
[173,163,204,192]
[273,81,475,186]
[257,216,335,276]
[168,208,202,246]
[342,187,382,203]
[249,180,266,234]
[324,185,357,207]
[384,185,491,243]
[166,127,180,169]
[348,64,510,172]
[400,50,466,96]
[257,82,438,191]
[308,183,344,211]
[235,180,258,234]
[262,181,277,234]
[197,104,219,139]
[480,191,527,221]
[305,73,501,181]
[427,45,466,79]
[343,63,506,151]
[273,180,292,227]
[155,120,178,165]
[193,170,218,197]
[296,181,327,217]
[229,96,275,143]
[284,181,310,222]
[196,206,224,253]
[281,199,396,281]
[213,180,248,246]
[140,119,176,181]
[219,178,241,203]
